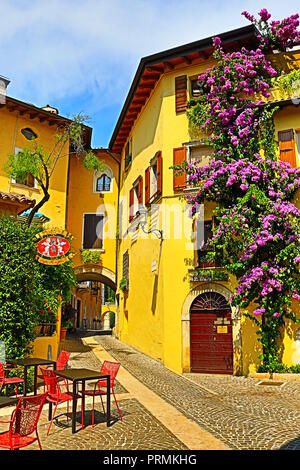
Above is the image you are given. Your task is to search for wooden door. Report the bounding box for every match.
[190,292,233,374]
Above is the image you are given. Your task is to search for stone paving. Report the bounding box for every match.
[96,335,300,450]
[0,336,186,451]
[21,399,187,450]
[3,334,300,450]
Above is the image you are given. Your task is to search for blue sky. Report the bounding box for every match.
[1,0,300,148]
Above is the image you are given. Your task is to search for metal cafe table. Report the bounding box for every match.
[55,368,111,433]
[7,358,56,396]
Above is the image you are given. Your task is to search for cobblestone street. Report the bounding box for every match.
[95,336,300,450]
[2,334,300,450]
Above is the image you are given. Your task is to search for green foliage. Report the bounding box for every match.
[83,150,104,172]
[5,146,48,184]
[186,100,210,131]
[192,268,229,281]
[0,217,39,360]
[119,277,128,293]
[81,249,101,264]
[276,70,300,94]
[109,312,115,329]
[0,217,77,394]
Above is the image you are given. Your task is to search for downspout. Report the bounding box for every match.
[9,112,19,193]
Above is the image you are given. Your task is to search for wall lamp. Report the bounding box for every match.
[136,206,163,240]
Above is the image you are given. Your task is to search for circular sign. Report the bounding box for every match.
[37,236,70,259]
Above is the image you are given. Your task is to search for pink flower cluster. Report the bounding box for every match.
[242,9,300,51]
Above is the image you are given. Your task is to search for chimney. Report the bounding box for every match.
[42,104,59,115]
[0,75,10,104]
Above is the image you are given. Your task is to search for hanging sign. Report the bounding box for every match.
[35,229,74,265]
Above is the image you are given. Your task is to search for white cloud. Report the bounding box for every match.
[1,0,300,143]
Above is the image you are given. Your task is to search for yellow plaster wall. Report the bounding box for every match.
[67,150,119,274]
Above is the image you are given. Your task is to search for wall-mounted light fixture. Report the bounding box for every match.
[136,206,163,240]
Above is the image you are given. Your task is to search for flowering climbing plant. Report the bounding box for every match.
[185,9,300,371]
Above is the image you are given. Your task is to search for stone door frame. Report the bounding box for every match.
[181,283,243,375]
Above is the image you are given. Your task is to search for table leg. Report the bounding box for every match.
[81,381,85,430]
[23,366,28,397]
[34,365,38,395]
[106,377,111,427]
[48,401,53,421]
[72,381,77,434]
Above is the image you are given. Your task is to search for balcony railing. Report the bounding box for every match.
[189,266,229,282]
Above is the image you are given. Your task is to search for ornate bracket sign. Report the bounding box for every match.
[35,229,74,265]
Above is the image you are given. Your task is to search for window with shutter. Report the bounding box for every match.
[83,214,104,249]
[129,176,143,222]
[122,251,129,290]
[129,188,134,222]
[196,218,219,268]
[173,147,186,191]
[157,151,162,196]
[145,151,162,205]
[278,129,297,167]
[138,176,143,207]
[145,166,150,206]
[175,75,187,114]
[125,139,132,169]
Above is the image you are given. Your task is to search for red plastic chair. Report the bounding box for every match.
[38,350,71,392]
[40,367,82,435]
[56,350,71,371]
[0,362,24,397]
[84,360,122,427]
[0,394,47,450]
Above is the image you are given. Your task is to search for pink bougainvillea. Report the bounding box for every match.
[185,9,300,370]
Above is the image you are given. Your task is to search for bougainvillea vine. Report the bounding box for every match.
[185,8,300,372]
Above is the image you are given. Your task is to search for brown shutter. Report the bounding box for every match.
[138,176,143,207]
[278,129,297,167]
[129,188,134,222]
[175,75,187,114]
[157,151,162,195]
[83,214,103,249]
[145,166,150,206]
[173,147,186,191]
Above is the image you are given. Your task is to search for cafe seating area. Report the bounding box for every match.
[0,348,121,450]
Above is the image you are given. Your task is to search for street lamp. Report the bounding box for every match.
[136,206,163,240]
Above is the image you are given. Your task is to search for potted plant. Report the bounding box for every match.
[81,249,101,265]
[60,319,73,341]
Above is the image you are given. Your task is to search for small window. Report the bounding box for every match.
[125,139,132,169]
[96,174,111,192]
[13,147,36,188]
[129,176,143,221]
[21,128,37,141]
[188,145,213,165]
[82,214,104,249]
[196,219,217,268]
[190,79,202,98]
[123,250,129,283]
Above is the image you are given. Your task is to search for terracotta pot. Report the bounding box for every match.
[60,327,67,341]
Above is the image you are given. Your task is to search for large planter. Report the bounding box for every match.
[60,327,67,342]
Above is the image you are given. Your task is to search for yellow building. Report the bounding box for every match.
[0,90,92,359]
[66,148,119,331]
[109,25,300,376]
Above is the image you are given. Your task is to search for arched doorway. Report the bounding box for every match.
[190,291,233,374]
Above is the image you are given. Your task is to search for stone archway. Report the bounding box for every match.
[74,264,116,331]
[181,283,242,375]
[74,264,116,290]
